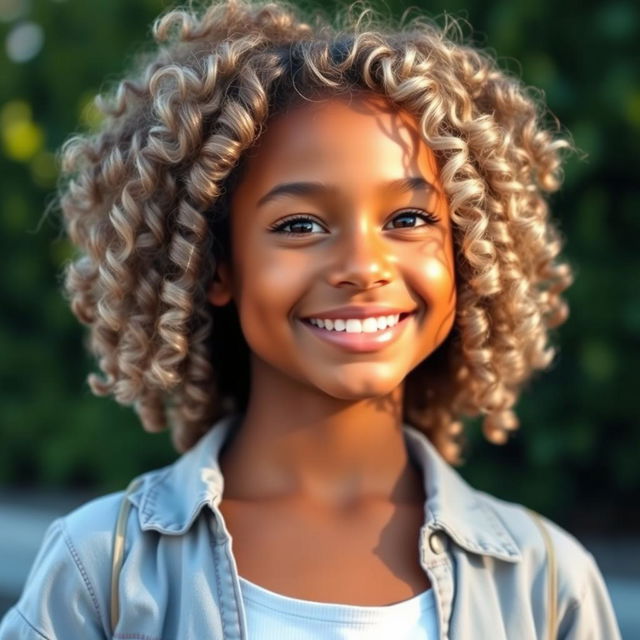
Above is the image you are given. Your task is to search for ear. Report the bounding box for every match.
[207,261,233,307]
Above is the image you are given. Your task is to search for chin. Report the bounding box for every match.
[319,376,404,401]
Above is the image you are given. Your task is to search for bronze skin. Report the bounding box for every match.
[207,93,456,605]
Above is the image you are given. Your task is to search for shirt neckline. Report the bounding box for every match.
[238,574,435,624]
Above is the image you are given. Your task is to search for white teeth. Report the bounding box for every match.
[308,314,402,333]
[362,317,379,333]
[345,319,360,333]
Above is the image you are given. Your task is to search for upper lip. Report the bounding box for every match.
[301,306,417,320]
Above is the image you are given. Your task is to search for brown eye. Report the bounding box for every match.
[269,215,326,236]
[386,209,440,229]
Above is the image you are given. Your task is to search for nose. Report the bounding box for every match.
[327,220,395,290]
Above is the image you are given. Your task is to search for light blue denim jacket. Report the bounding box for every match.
[0,413,622,639]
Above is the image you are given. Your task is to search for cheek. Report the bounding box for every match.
[410,235,457,346]
[414,257,456,308]
[413,225,455,297]
[233,246,312,331]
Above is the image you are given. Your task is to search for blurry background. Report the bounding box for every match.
[0,0,638,633]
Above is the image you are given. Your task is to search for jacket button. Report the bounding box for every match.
[428,531,446,554]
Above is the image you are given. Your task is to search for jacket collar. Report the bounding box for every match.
[403,425,521,562]
[129,414,521,563]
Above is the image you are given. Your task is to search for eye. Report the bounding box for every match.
[269,215,326,236]
[385,209,440,229]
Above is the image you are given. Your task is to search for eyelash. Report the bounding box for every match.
[269,209,441,236]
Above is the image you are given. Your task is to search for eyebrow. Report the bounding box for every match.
[256,176,435,208]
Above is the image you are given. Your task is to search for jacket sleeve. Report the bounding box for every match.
[0,518,107,640]
[557,550,622,640]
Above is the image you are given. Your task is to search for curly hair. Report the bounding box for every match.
[57,0,574,464]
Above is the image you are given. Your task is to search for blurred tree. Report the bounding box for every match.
[0,0,638,533]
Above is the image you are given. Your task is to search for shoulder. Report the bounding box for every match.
[473,489,619,629]
[60,490,127,573]
[0,491,127,639]
[406,424,620,634]
[63,490,126,536]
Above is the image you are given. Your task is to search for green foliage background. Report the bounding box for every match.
[1,0,638,532]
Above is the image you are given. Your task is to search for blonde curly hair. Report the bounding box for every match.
[58,0,574,464]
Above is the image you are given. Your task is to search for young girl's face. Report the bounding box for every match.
[209,93,456,402]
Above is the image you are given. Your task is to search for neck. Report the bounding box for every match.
[219,355,423,507]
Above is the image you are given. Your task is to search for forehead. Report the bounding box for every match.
[234,93,441,196]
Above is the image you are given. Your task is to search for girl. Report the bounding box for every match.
[0,0,622,638]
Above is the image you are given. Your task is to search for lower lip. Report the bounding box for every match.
[299,313,415,353]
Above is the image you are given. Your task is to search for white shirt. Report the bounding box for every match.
[239,575,437,639]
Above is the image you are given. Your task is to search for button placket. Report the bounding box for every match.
[420,527,454,640]
[208,511,248,639]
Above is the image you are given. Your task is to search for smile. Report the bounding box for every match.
[308,313,404,333]
[299,312,415,353]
